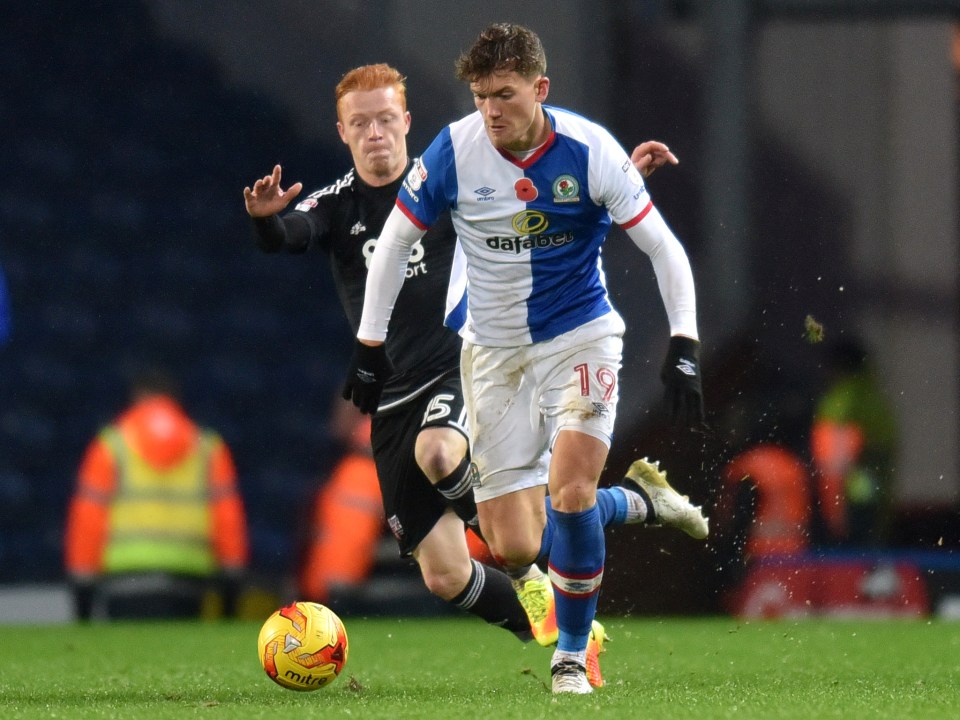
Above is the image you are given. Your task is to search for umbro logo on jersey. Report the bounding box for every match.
[474,186,495,202]
[350,221,366,236]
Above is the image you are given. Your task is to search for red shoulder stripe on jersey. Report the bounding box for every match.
[496,131,557,169]
[397,198,429,230]
[620,200,654,230]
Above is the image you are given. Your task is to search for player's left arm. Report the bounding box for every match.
[597,130,696,339]
[596,126,705,429]
[604,147,701,430]
[623,206,697,339]
[623,207,705,431]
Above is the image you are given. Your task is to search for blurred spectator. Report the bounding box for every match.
[299,400,383,604]
[718,444,812,579]
[712,393,813,600]
[64,368,249,620]
[811,337,897,547]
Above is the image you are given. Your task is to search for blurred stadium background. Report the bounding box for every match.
[0,0,957,620]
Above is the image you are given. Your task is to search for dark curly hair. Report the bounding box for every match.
[455,23,547,82]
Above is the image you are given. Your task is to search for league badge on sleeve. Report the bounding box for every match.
[622,159,645,187]
[406,158,428,191]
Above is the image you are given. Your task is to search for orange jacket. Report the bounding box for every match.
[299,412,492,600]
[810,420,865,539]
[722,445,811,558]
[64,395,248,578]
[299,449,384,601]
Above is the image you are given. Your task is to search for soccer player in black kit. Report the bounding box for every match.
[243,63,683,686]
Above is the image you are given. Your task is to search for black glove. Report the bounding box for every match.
[660,335,706,430]
[341,340,392,415]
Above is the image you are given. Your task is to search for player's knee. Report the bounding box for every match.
[549,480,597,513]
[416,447,455,482]
[414,433,465,482]
[419,562,471,601]
[487,538,539,572]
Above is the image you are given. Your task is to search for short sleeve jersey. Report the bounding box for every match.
[396,105,652,347]
[288,162,465,409]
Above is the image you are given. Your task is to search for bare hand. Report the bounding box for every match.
[242,164,304,218]
[631,141,679,179]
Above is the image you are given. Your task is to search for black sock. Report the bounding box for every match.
[450,559,533,643]
[435,456,481,534]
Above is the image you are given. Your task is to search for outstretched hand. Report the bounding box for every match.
[243,164,303,218]
[631,141,679,179]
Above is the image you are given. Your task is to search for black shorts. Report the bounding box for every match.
[371,372,468,557]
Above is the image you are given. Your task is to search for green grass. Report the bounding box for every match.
[1,616,958,719]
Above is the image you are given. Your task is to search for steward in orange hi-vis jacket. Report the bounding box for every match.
[721,444,812,561]
[299,413,383,603]
[64,371,248,620]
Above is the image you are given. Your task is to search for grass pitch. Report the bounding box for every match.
[1,616,958,719]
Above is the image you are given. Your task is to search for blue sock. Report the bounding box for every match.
[597,486,628,526]
[546,504,604,653]
[536,488,625,565]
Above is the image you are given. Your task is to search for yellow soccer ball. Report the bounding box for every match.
[257,601,349,691]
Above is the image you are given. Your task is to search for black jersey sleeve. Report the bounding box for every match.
[251,213,313,254]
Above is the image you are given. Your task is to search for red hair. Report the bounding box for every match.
[335,63,407,121]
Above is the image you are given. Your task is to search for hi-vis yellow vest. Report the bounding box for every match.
[102,426,216,576]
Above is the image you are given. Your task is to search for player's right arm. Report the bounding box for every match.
[342,205,425,414]
[243,164,314,253]
[243,164,303,218]
[357,205,427,344]
[358,137,453,343]
[344,137,450,414]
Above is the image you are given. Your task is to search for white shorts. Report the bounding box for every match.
[462,314,625,503]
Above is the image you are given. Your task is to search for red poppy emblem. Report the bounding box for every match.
[514,178,538,202]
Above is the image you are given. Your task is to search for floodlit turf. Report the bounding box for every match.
[1,616,958,719]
